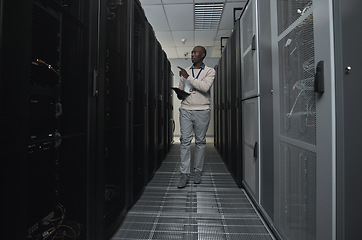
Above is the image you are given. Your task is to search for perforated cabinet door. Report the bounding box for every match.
[242,97,260,201]
[271,0,336,239]
[240,0,259,100]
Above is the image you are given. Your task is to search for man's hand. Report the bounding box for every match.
[177,66,189,79]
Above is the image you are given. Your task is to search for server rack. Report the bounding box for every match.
[221,47,228,163]
[157,42,165,167]
[226,38,232,171]
[212,0,361,239]
[213,63,219,150]
[215,19,244,188]
[147,26,158,181]
[130,0,148,204]
[240,0,261,203]
[214,0,274,234]
[1,0,173,238]
[216,59,222,152]
[99,0,132,238]
[2,2,33,239]
[168,69,175,149]
[231,19,243,187]
[164,55,173,154]
[2,0,92,239]
[227,24,240,184]
[271,0,336,239]
[163,51,169,155]
[214,61,219,150]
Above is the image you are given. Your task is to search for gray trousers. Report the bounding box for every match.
[179,108,211,174]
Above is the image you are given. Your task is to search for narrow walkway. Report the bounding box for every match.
[111,142,275,240]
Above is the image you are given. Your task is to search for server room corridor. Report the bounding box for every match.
[3,0,362,239]
[111,140,275,240]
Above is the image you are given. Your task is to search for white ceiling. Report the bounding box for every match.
[139,0,247,59]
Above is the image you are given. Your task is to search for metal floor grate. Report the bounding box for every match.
[111,143,275,240]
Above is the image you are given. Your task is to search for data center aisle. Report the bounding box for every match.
[111,142,276,240]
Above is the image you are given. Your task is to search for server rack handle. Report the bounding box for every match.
[314,61,324,94]
[253,142,258,159]
[252,35,256,51]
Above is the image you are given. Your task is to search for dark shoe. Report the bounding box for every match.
[194,171,202,184]
[178,174,189,188]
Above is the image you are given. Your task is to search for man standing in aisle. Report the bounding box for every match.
[176,45,215,188]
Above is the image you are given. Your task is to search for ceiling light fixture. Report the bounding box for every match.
[194,3,224,30]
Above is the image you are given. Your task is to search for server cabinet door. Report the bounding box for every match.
[217,59,223,153]
[157,45,165,167]
[228,27,239,181]
[234,19,243,186]
[242,97,260,202]
[102,0,130,237]
[131,0,148,203]
[271,0,335,239]
[240,0,259,99]
[147,27,158,180]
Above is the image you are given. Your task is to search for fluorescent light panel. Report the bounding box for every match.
[194,3,224,30]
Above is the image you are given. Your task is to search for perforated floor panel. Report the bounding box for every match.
[111,142,276,240]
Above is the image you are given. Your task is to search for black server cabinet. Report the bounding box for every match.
[147,26,158,181]
[214,20,243,187]
[215,60,222,151]
[2,0,91,239]
[217,61,221,152]
[101,0,130,237]
[157,43,165,167]
[168,68,174,149]
[213,63,219,149]
[163,54,170,154]
[217,55,222,155]
[130,0,148,203]
[57,2,90,238]
[234,19,243,187]
[165,57,172,153]
[226,37,234,173]
[2,2,32,239]
[221,47,228,164]
[227,27,240,184]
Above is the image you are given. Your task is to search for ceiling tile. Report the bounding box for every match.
[154,31,174,47]
[195,30,217,46]
[162,47,178,59]
[171,31,195,47]
[162,0,193,3]
[139,0,162,5]
[164,4,194,31]
[142,5,169,31]
[176,46,194,59]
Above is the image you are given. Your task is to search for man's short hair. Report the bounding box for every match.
[201,46,207,57]
[196,46,207,59]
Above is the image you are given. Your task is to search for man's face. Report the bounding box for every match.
[191,47,204,64]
